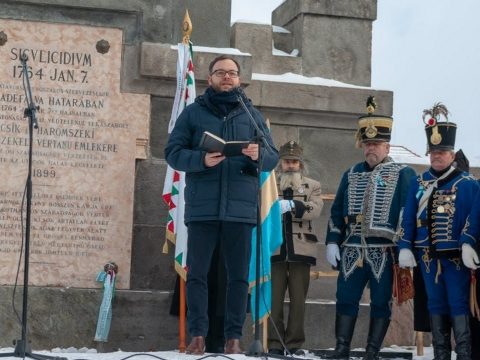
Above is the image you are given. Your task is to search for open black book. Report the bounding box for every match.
[199,131,250,157]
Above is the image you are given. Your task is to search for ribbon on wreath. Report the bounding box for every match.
[94,262,118,342]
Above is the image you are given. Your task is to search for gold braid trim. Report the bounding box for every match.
[422,248,432,273]
[358,117,393,128]
[434,259,442,284]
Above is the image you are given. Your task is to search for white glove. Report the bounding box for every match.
[462,243,479,270]
[279,199,294,214]
[398,248,417,268]
[326,243,341,267]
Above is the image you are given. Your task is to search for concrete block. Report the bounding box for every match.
[301,16,373,86]
[231,23,273,56]
[0,0,231,46]
[267,55,302,75]
[121,43,180,97]
[300,126,365,193]
[140,43,179,80]
[231,22,301,75]
[272,0,377,26]
[131,224,177,290]
[231,23,273,74]
[272,27,295,54]
[133,159,168,226]
[138,42,253,87]
[272,0,377,85]
[248,80,393,116]
[150,97,174,159]
[131,159,176,290]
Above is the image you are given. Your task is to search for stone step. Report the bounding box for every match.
[0,286,420,352]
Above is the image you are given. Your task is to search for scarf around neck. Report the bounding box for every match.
[204,86,243,116]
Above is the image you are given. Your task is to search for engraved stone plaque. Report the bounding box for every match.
[0,19,150,289]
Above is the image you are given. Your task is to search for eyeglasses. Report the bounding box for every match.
[211,69,239,78]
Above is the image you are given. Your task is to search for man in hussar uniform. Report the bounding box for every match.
[456,150,480,360]
[268,141,323,356]
[398,103,479,360]
[460,180,480,360]
[325,97,416,360]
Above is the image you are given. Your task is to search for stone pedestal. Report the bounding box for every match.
[0,0,422,351]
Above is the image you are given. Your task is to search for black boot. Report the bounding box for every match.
[470,315,480,360]
[362,317,390,360]
[451,315,471,360]
[325,314,357,360]
[205,315,225,353]
[430,315,452,360]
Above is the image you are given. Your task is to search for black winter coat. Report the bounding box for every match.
[165,87,279,224]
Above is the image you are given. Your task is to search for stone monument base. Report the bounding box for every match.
[0,286,418,352]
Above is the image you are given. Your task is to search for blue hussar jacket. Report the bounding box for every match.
[461,190,480,248]
[398,167,479,253]
[326,158,416,247]
[164,87,279,224]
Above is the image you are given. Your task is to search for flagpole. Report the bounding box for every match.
[179,278,187,352]
[177,9,192,353]
[262,319,268,353]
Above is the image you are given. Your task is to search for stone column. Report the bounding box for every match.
[272,0,377,86]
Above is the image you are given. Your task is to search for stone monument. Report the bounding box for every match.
[0,0,416,352]
[0,19,149,289]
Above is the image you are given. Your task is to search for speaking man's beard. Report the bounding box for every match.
[279,171,302,191]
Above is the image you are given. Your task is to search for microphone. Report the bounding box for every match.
[20,52,28,63]
[234,86,246,102]
[234,86,271,151]
[18,52,39,129]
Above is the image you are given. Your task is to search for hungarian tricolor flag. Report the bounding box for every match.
[162,41,195,280]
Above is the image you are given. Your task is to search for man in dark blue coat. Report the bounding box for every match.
[325,97,416,360]
[165,55,279,355]
[461,190,480,360]
[398,103,479,360]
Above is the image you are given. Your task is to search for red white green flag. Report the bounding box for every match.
[162,41,195,280]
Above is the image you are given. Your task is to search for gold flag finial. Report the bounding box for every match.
[182,10,192,44]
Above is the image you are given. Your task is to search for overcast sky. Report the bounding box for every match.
[231,0,480,164]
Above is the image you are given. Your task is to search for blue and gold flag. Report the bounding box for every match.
[249,170,282,323]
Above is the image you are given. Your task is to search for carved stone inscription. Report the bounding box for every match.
[0,20,149,289]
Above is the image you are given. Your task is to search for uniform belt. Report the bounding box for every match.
[424,247,461,259]
[345,214,363,224]
[417,219,428,228]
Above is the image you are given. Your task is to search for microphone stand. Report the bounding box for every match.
[236,88,272,356]
[0,54,65,360]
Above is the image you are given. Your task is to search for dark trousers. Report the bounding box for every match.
[186,221,253,340]
[268,262,310,350]
[419,256,470,316]
[336,254,393,318]
[206,244,226,353]
[413,264,431,332]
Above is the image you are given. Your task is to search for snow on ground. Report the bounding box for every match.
[0,346,446,360]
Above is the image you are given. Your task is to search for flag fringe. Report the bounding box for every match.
[175,262,187,282]
[248,274,270,290]
[162,230,177,254]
